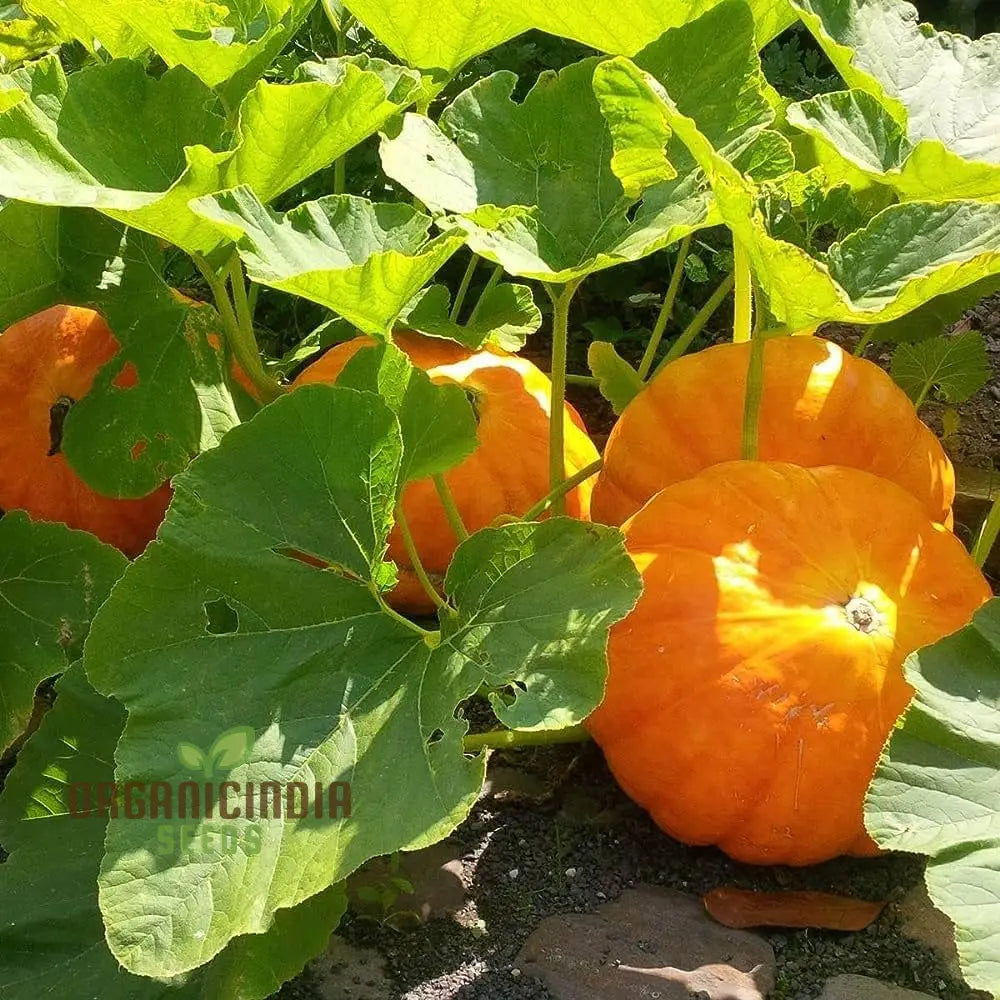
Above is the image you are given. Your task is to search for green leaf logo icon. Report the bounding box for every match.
[176,726,255,778]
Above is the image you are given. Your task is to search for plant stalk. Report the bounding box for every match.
[733,241,753,344]
[973,494,1000,567]
[463,724,591,753]
[192,253,284,402]
[522,458,604,522]
[545,280,581,514]
[566,373,599,387]
[450,254,479,321]
[656,272,736,373]
[396,506,453,613]
[854,329,874,357]
[433,474,469,543]
[467,263,504,326]
[370,583,437,639]
[638,235,691,381]
[741,329,766,461]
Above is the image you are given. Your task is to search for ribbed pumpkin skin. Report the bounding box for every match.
[0,305,171,556]
[294,332,600,612]
[587,462,990,866]
[592,337,955,527]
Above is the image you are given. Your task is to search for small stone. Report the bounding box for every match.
[511,968,521,979]
[508,868,520,880]
[895,884,962,978]
[816,974,939,1000]
[516,885,775,1000]
[565,867,578,878]
[308,937,393,1000]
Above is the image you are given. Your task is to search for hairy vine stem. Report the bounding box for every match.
[655,271,735,374]
[433,474,469,543]
[396,506,454,614]
[522,458,604,522]
[545,280,582,514]
[462,724,591,753]
[638,235,691,380]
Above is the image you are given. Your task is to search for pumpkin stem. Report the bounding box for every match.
[845,597,881,635]
[47,396,75,456]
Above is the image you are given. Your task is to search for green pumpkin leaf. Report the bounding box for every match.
[192,186,464,334]
[787,89,1000,203]
[0,664,348,1000]
[870,275,1000,344]
[594,56,1000,329]
[587,341,643,415]
[400,281,541,351]
[891,331,991,408]
[866,598,1000,998]
[0,55,419,254]
[792,0,1000,162]
[343,0,793,75]
[0,6,66,67]
[22,0,146,57]
[0,513,125,755]
[336,340,479,484]
[83,385,639,978]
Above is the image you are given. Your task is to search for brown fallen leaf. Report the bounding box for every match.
[704,887,887,932]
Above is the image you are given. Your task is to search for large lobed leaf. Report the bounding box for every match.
[192,186,464,334]
[380,1,788,284]
[787,0,1000,203]
[0,663,349,999]
[0,512,124,755]
[343,0,794,75]
[592,55,1000,329]
[25,0,318,95]
[0,54,420,254]
[83,382,640,978]
[866,598,1000,997]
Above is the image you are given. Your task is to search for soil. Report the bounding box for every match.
[279,298,1000,1000]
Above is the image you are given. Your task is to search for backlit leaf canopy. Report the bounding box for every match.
[0,54,420,254]
[0,513,124,756]
[380,2,790,283]
[866,598,1000,997]
[26,0,317,94]
[0,202,241,497]
[0,663,349,1000]
[594,57,1000,329]
[84,384,640,978]
[787,0,1000,201]
[193,186,465,334]
[343,0,794,75]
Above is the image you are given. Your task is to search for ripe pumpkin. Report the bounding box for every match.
[592,336,955,527]
[294,331,600,613]
[587,461,990,866]
[0,305,171,556]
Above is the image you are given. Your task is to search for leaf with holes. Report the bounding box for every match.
[866,598,1000,997]
[0,54,420,254]
[0,512,125,756]
[400,281,541,351]
[0,663,349,1000]
[0,202,244,496]
[192,187,464,333]
[891,332,991,408]
[83,384,640,978]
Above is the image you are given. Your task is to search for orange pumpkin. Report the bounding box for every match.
[587,461,990,866]
[0,305,171,556]
[294,331,600,613]
[592,336,955,527]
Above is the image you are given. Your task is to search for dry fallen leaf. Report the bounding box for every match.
[704,887,887,932]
